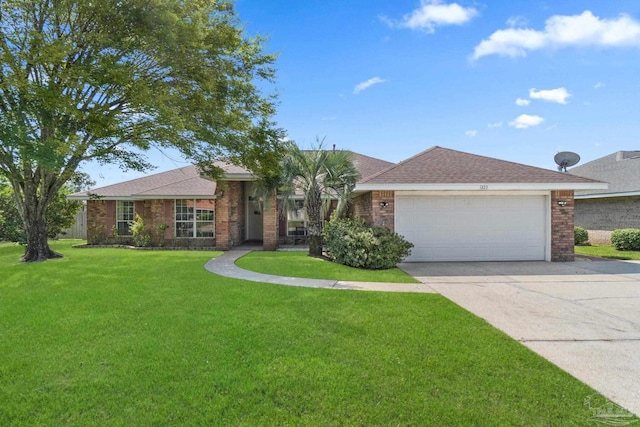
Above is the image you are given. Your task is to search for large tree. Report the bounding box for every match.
[0,172,94,242]
[0,0,285,261]
[276,141,360,257]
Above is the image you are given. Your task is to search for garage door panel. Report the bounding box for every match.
[396,195,546,262]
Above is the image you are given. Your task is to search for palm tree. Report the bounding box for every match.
[276,139,360,257]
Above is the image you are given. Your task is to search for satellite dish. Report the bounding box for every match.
[554,151,580,172]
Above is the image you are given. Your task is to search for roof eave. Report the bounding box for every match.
[354,182,609,192]
[575,190,640,200]
[67,194,219,201]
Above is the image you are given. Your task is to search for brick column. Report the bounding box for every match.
[227,181,243,246]
[262,191,278,251]
[371,190,395,231]
[215,189,231,250]
[551,190,575,261]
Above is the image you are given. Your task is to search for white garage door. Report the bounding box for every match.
[395,195,547,262]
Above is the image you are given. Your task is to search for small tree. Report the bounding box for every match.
[130,214,151,247]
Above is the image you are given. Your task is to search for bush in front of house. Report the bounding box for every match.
[323,216,413,270]
[574,226,589,246]
[611,228,640,251]
[131,214,152,247]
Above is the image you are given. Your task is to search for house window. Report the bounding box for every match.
[175,199,215,238]
[116,200,134,236]
[287,200,306,236]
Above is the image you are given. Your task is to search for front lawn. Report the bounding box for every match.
[575,244,640,260]
[0,241,601,425]
[236,251,419,283]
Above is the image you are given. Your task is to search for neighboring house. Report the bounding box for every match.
[69,146,605,261]
[569,150,640,244]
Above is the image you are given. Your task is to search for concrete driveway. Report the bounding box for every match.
[399,259,640,417]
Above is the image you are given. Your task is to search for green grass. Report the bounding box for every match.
[0,241,602,425]
[575,244,640,260]
[236,251,419,283]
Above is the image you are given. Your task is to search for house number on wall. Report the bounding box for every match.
[479,185,489,190]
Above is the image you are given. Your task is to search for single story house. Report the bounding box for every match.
[570,150,640,244]
[69,146,606,262]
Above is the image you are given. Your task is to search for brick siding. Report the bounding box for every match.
[551,190,575,261]
[88,198,216,247]
[86,200,109,244]
[575,196,640,230]
[351,192,373,224]
[350,191,395,231]
[574,196,640,245]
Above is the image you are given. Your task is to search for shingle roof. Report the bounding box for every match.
[360,146,602,185]
[68,165,217,199]
[570,150,640,196]
[349,151,394,181]
[72,147,601,199]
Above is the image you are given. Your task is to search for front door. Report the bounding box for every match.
[247,195,263,241]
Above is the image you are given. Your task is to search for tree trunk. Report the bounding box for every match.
[308,232,323,257]
[21,213,62,262]
[21,200,62,262]
[307,198,324,258]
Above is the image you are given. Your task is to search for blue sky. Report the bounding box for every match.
[88,0,640,186]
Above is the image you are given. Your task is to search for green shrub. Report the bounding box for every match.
[611,228,640,251]
[131,214,151,247]
[574,226,589,245]
[323,216,413,270]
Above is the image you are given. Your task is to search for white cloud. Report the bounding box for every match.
[594,82,605,89]
[472,10,640,60]
[509,114,544,129]
[506,16,528,28]
[353,77,386,94]
[515,98,530,106]
[529,87,571,104]
[465,130,478,137]
[385,0,478,32]
[487,121,503,128]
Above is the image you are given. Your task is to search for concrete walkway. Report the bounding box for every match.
[205,250,640,418]
[204,249,437,293]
